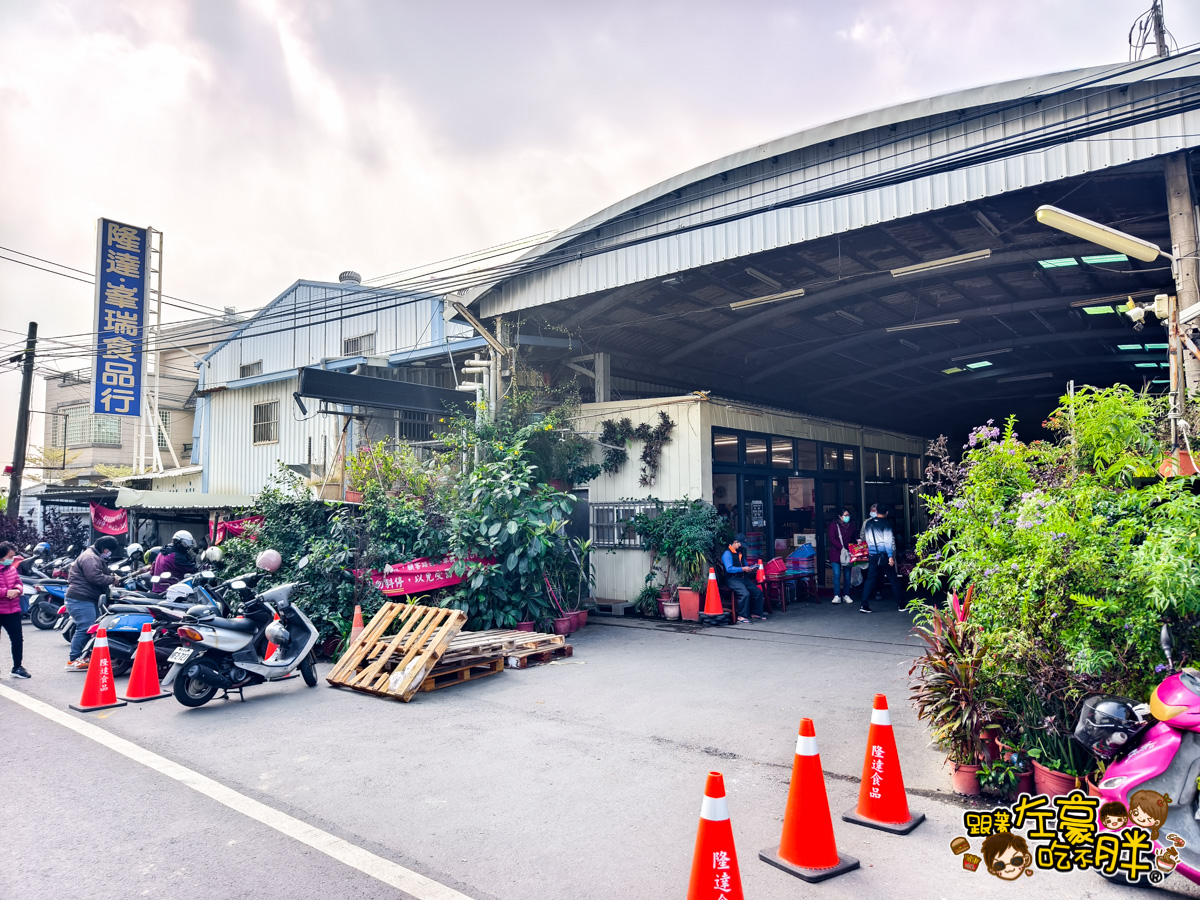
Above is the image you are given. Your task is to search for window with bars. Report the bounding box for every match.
[252,401,279,445]
[398,410,434,443]
[239,360,263,378]
[343,333,375,356]
[589,501,658,549]
[157,410,172,450]
[59,405,121,446]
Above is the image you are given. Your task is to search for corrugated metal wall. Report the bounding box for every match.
[480,70,1200,318]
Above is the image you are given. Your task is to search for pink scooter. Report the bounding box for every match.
[1076,626,1200,885]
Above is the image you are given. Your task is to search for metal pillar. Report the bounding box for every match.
[6,322,36,518]
[593,351,611,402]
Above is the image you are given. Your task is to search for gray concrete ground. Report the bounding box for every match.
[2,600,1197,899]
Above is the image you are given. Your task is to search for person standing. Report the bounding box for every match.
[859,504,903,614]
[64,535,122,669]
[826,508,855,604]
[0,542,30,679]
[858,503,878,540]
[721,534,765,623]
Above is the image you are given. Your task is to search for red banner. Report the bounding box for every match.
[212,515,265,545]
[90,502,128,536]
[363,557,492,596]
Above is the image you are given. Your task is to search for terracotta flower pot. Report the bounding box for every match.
[1085,776,1102,798]
[655,598,667,618]
[950,762,982,796]
[678,588,700,621]
[344,489,363,503]
[572,610,588,628]
[1032,760,1080,797]
[515,621,535,632]
[552,616,572,636]
[568,610,586,630]
[1016,769,1035,796]
[663,601,681,620]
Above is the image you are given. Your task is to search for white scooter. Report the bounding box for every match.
[161,568,319,708]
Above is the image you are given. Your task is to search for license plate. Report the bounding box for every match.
[167,647,194,665]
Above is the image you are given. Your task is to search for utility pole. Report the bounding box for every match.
[6,322,37,519]
[1164,153,1200,392]
[1151,0,1168,58]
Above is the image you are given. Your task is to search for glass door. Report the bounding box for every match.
[741,476,769,561]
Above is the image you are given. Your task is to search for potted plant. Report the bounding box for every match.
[635,581,661,618]
[630,500,730,620]
[662,597,681,620]
[909,597,999,797]
[977,758,1020,798]
[1016,694,1093,797]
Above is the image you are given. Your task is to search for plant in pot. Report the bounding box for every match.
[909,597,1000,796]
[630,499,730,622]
[977,758,1020,798]
[635,580,661,618]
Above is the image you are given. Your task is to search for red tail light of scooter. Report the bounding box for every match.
[58,606,67,615]
[178,626,204,642]
[87,624,100,635]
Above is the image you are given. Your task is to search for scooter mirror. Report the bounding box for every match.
[150,575,160,584]
[231,580,247,591]
[297,555,310,570]
[200,570,215,580]
[1162,624,1175,656]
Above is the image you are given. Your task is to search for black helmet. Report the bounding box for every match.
[1074,695,1146,759]
[185,604,215,622]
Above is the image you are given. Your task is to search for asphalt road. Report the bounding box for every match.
[3,602,1198,899]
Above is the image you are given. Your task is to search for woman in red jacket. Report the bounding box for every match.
[0,542,30,678]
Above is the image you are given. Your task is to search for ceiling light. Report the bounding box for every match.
[1135,362,1158,368]
[951,348,1012,362]
[744,267,782,290]
[835,309,864,325]
[941,367,964,374]
[885,318,962,333]
[1117,343,1142,350]
[997,373,1054,384]
[899,339,920,351]
[1146,342,1169,350]
[729,286,805,310]
[1152,378,1170,384]
[890,249,992,278]
[661,276,683,286]
[1082,305,1116,315]
[965,360,993,370]
[1081,253,1129,264]
[1038,257,1078,268]
[1034,205,1164,263]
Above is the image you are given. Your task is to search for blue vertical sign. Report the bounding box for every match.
[92,218,149,417]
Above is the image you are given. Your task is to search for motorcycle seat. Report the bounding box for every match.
[109,604,155,614]
[210,616,259,633]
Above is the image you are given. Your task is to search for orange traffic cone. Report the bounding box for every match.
[756,560,765,586]
[687,772,744,900]
[120,623,169,702]
[350,605,364,645]
[70,628,127,712]
[700,567,728,626]
[760,718,859,883]
[842,694,924,833]
[265,612,279,660]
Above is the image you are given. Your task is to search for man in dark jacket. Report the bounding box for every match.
[721,534,764,623]
[65,536,122,669]
[859,505,903,614]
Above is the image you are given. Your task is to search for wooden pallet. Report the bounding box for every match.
[505,644,573,669]
[325,602,467,702]
[418,657,505,692]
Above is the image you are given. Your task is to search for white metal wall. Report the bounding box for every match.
[477,58,1200,318]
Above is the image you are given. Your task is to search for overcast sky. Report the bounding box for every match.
[3,0,1199,476]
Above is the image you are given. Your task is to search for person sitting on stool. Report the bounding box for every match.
[722,534,765,623]
[859,504,903,614]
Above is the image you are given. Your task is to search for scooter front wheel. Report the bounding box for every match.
[173,670,218,707]
[110,652,132,678]
[30,603,57,630]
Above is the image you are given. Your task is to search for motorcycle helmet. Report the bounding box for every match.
[202,545,224,564]
[185,603,215,621]
[1074,695,1146,759]
[256,548,282,573]
[172,530,196,555]
[144,546,162,567]
[264,619,291,646]
[165,583,199,604]
[125,543,144,566]
[34,541,51,557]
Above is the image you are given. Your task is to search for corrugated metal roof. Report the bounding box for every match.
[468,54,1200,319]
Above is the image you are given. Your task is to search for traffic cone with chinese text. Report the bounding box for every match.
[119,623,168,702]
[700,568,727,626]
[350,604,364,645]
[687,771,744,900]
[70,628,127,712]
[760,718,859,883]
[842,693,924,834]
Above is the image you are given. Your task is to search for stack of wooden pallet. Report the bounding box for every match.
[326,602,572,702]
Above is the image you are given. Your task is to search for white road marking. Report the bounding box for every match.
[0,684,475,900]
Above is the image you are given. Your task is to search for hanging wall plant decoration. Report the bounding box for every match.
[598,412,675,486]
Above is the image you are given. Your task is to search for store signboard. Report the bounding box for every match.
[92,218,149,417]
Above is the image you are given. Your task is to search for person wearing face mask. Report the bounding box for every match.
[0,542,30,679]
[858,503,878,540]
[826,508,855,604]
[64,535,122,670]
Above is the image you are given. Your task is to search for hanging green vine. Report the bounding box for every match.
[599,411,675,486]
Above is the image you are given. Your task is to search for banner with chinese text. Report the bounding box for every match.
[92,218,149,417]
[361,557,493,596]
[89,501,128,536]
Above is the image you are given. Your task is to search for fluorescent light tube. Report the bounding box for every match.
[951,348,1012,362]
[899,339,920,351]
[835,309,864,325]
[744,267,782,290]
[890,249,992,277]
[1035,205,1163,263]
[885,318,961,333]
[729,287,805,310]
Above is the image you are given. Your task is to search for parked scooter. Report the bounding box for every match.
[1076,625,1200,885]
[18,543,70,629]
[161,556,319,708]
